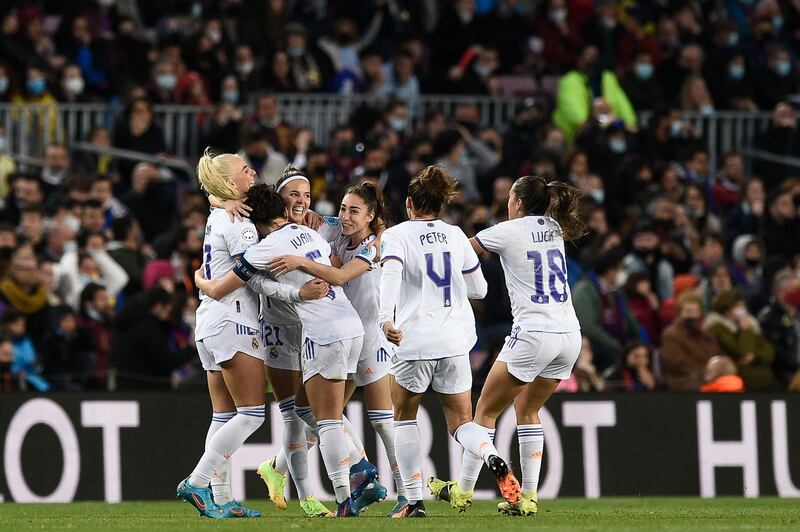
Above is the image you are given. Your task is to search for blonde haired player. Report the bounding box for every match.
[378,165,492,519]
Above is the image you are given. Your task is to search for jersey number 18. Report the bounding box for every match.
[527,248,568,304]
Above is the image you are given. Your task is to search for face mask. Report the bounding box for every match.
[688,207,705,218]
[156,73,177,91]
[389,117,406,132]
[727,33,739,47]
[221,89,239,103]
[474,63,493,77]
[682,317,699,331]
[635,62,653,80]
[183,313,196,329]
[205,29,221,44]
[259,116,280,128]
[286,47,304,58]
[314,199,336,217]
[614,270,627,288]
[236,61,254,74]
[589,189,605,204]
[776,60,791,77]
[670,120,685,138]
[773,16,784,32]
[546,142,563,155]
[27,78,46,96]
[457,9,474,24]
[87,308,103,321]
[0,76,8,94]
[42,167,67,185]
[729,64,745,80]
[549,9,567,23]
[64,77,84,95]
[601,16,617,30]
[745,257,760,268]
[700,105,714,116]
[609,138,627,153]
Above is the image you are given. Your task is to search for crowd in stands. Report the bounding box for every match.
[0,0,800,393]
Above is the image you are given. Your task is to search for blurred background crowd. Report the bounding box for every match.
[1,0,800,393]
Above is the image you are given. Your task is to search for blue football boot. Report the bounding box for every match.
[349,458,379,500]
[176,478,224,518]
[218,500,262,518]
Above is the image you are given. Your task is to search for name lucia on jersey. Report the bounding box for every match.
[531,229,557,243]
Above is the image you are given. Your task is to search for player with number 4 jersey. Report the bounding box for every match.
[378,166,488,519]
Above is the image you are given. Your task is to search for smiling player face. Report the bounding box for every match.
[280,179,311,223]
[339,193,374,237]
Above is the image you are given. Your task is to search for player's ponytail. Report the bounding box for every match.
[197,147,242,200]
[513,175,586,241]
[345,181,385,234]
[407,165,457,217]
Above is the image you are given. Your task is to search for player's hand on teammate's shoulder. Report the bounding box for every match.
[382,321,403,346]
[304,210,322,230]
[269,255,305,276]
[299,278,329,300]
[222,198,252,222]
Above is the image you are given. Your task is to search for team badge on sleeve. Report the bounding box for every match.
[359,245,378,263]
[323,216,341,227]
[241,227,257,245]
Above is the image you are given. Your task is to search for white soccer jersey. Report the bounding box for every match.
[379,219,480,360]
[235,223,364,344]
[195,208,260,341]
[330,233,381,330]
[475,216,580,333]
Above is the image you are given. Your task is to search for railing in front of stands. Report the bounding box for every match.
[0,98,780,173]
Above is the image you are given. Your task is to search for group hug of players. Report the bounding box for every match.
[175,148,584,519]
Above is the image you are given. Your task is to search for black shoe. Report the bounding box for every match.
[391,500,427,518]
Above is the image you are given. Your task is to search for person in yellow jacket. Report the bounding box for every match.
[553,44,637,143]
[11,67,59,150]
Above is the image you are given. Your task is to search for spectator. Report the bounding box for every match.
[754,102,800,188]
[661,292,718,390]
[758,270,800,389]
[700,355,745,392]
[204,101,244,155]
[703,289,778,391]
[684,183,723,239]
[0,245,49,342]
[761,188,800,263]
[233,44,265,97]
[0,330,13,391]
[552,43,636,142]
[620,50,665,112]
[754,46,797,110]
[725,178,765,250]
[572,247,642,371]
[112,97,166,179]
[77,282,112,388]
[110,286,195,390]
[376,48,420,101]
[603,341,660,392]
[2,309,49,391]
[238,124,288,186]
[711,53,758,111]
[107,215,149,298]
[434,127,498,202]
[57,230,129,309]
[623,222,674,301]
[282,23,333,93]
[533,0,579,73]
[711,152,746,215]
[119,162,175,242]
[730,235,767,310]
[40,305,93,390]
[250,92,292,154]
[623,272,662,346]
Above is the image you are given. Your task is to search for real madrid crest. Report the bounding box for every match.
[251,336,259,350]
[269,347,279,359]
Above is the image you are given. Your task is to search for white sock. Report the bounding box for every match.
[458,428,494,493]
[188,405,265,488]
[277,396,312,499]
[517,424,544,495]
[295,405,319,438]
[455,422,499,465]
[342,414,367,465]
[394,420,423,503]
[317,419,351,503]
[207,411,235,504]
[369,409,404,497]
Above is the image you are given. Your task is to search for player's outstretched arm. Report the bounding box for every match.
[469,237,487,256]
[268,255,369,286]
[194,269,246,300]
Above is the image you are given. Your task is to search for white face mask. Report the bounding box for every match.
[314,199,336,217]
[389,117,406,132]
[236,61,254,74]
[64,77,85,96]
[0,137,6,152]
[156,73,177,91]
[0,76,8,94]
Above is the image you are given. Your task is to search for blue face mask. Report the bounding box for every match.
[0,76,8,94]
[221,89,239,103]
[670,120,685,138]
[773,16,784,32]
[776,60,791,77]
[700,105,715,116]
[729,64,745,80]
[727,33,739,47]
[609,138,627,154]
[635,62,653,80]
[27,78,46,96]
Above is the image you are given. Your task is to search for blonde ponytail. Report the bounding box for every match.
[196,147,243,200]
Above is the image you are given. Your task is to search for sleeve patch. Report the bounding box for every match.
[358,245,377,262]
[240,226,258,245]
[323,216,341,227]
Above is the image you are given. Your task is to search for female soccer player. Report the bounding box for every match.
[444,175,584,516]
[196,184,368,517]
[377,165,489,518]
[268,181,406,514]
[252,168,383,516]
[175,149,266,519]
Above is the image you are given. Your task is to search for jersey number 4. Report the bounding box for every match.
[425,251,452,307]
[527,249,568,304]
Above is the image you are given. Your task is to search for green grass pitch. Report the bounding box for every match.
[2,498,799,531]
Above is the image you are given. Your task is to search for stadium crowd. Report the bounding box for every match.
[0,0,800,393]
